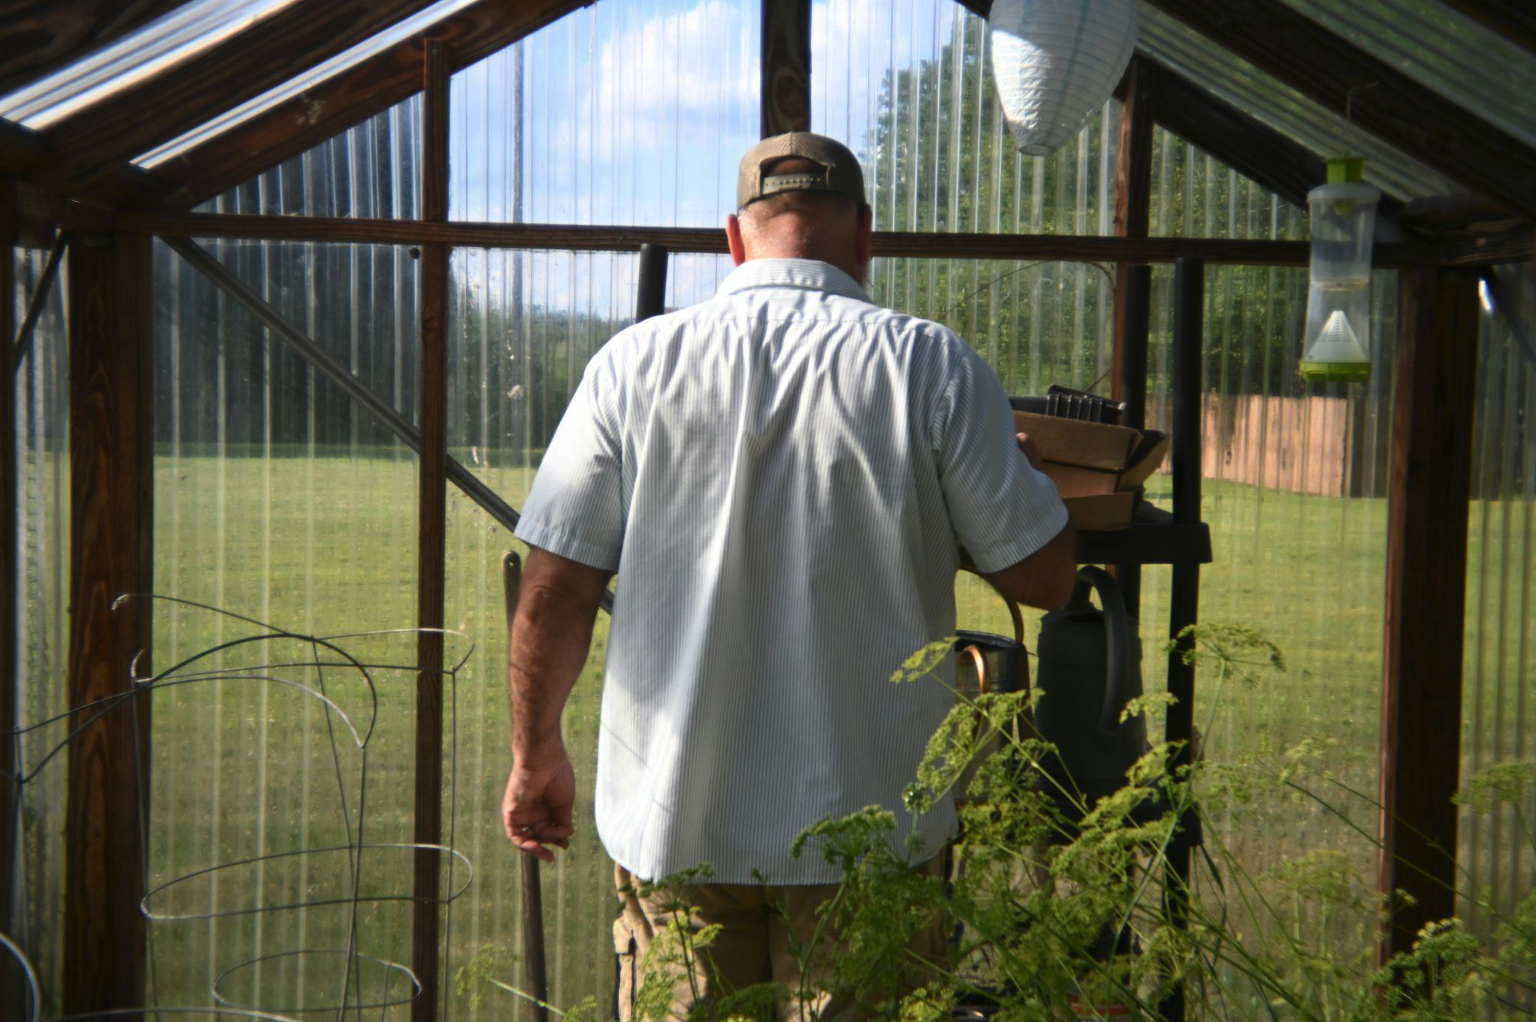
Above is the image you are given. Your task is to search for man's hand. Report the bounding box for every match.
[503,750,577,862]
[1016,431,1043,470]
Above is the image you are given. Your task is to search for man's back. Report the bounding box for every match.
[516,257,1067,883]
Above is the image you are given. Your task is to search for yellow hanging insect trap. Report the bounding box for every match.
[1300,157,1381,384]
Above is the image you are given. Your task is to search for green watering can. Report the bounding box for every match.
[1033,566,1150,808]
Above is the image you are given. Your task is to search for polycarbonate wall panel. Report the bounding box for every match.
[450,0,759,226]
[814,0,1119,235]
[1462,264,1536,1019]
[1150,127,1309,241]
[199,97,422,218]
[148,239,422,1013]
[1279,0,1536,151]
[9,246,69,1012]
[444,249,658,1015]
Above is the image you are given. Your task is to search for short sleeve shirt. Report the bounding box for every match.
[515,258,1068,883]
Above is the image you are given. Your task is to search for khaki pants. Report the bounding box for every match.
[613,856,948,1022]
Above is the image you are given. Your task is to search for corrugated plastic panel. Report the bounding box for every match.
[1149,126,1310,240]
[136,0,476,169]
[440,246,731,1017]
[450,0,759,225]
[0,0,301,130]
[1462,263,1536,1020]
[1280,0,1536,152]
[1138,4,1454,201]
[147,236,423,1009]
[9,246,70,1015]
[198,97,422,218]
[813,0,1119,235]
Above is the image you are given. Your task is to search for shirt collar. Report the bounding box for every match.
[716,258,873,304]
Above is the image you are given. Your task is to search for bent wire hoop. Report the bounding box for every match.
[5,596,476,1018]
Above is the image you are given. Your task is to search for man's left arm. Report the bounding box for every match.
[503,546,614,861]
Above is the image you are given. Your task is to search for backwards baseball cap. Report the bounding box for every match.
[736,132,866,211]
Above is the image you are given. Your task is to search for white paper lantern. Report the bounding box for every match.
[989,0,1139,156]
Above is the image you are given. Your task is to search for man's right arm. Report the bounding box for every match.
[979,431,1076,609]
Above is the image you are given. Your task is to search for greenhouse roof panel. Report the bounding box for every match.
[1137,4,1458,201]
[1278,0,1536,153]
[0,0,303,130]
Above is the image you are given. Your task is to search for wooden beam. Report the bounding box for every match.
[0,117,50,176]
[37,0,458,190]
[1437,0,1536,56]
[1439,225,1535,268]
[0,0,193,98]
[0,220,15,970]
[138,0,592,211]
[1140,0,1536,223]
[63,232,153,1014]
[412,37,450,1022]
[761,0,811,136]
[105,209,1442,267]
[1378,267,1480,962]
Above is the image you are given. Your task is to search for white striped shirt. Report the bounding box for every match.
[515,258,1067,883]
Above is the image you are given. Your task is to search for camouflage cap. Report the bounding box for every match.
[736,132,866,211]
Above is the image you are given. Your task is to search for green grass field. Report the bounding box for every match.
[107,449,1528,1017]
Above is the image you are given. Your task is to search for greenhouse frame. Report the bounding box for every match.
[1,0,1534,1019]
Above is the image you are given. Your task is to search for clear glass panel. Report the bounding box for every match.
[148,239,422,1011]
[1149,127,1310,240]
[136,0,478,169]
[9,245,70,1013]
[197,97,422,218]
[1462,263,1536,1020]
[450,0,760,226]
[814,0,1119,235]
[1280,0,1536,152]
[0,0,303,129]
[1138,4,1455,201]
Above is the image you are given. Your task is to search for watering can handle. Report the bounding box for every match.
[1069,566,1133,737]
[960,644,990,695]
[958,564,1027,648]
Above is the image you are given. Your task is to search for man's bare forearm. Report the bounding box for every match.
[509,548,613,765]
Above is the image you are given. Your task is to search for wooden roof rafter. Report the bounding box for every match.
[28,0,463,193]
[0,0,196,98]
[128,0,592,211]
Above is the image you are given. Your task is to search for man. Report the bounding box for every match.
[503,132,1074,1019]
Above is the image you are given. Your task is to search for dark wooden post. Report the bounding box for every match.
[412,36,451,1022]
[761,0,811,136]
[1111,59,1154,617]
[63,233,154,1014]
[1378,267,1479,962]
[1112,57,1155,386]
[0,237,16,956]
[1160,256,1204,1022]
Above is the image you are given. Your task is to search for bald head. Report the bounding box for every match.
[726,157,873,284]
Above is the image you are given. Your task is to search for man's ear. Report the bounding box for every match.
[854,203,873,273]
[726,213,747,266]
